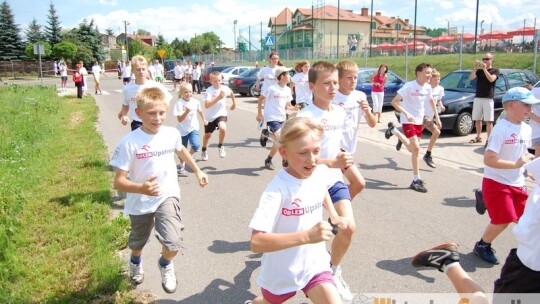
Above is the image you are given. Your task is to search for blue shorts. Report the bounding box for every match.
[328,181,351,204]
[181,130,200,152]
[266,121,284,134]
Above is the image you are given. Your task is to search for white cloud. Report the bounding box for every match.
[98,0,118,6]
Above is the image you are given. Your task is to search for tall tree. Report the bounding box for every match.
[62,19,105,66]
[0,0,24,60]
[25,18,44,44]
[44,2,62,46]
[105,28,114,36]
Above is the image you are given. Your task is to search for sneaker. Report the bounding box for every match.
[159,260,177,293]
[176,164,187,176]
[423,154,436,168]
[411,242,460,272]
[410,179,428,193]
[396,140,402,151]
[201,151,208,161]
[475,189,486,215]
[473,241,499,264]
[264,159,274,170]
[385,122,395,139]
[259,129,269,147]
[219,146,226,158]
[333,266,353,302]
[129,261,144,284]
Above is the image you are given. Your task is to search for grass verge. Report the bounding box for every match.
[0,85,132,302]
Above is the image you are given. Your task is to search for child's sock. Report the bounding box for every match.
[130,254,141,265]
[159,255,171,267]
[426,151,432,156]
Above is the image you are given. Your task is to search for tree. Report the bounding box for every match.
[24,41,52,58]
[52,41,77,62]
[25,18,44,44]
[128,38,152,59]
[425,28,446,37]
[62,19,105,64]
[105,28,114,36]
[44,2,62,46]
[170,38,184,59]
[0,0,24,60]
[137,29,151,36]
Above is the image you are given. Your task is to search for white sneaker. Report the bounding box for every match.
[333,266,353,302]
[129,261,144,284]
[201,151,208,161]
[219,146,226,158]
[159,261,177,293]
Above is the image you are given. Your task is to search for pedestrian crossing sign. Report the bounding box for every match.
[265,35,275,46]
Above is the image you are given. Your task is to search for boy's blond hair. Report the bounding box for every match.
[210,71,221,80]
[136,87,169,109]
[335,60,358,78]
[431,68,440,78]
[308,61,337,84]
[279,117,323,148]
[131,55,148,70]
[178,83,192,98]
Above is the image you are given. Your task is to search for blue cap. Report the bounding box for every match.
[502,87,540,104]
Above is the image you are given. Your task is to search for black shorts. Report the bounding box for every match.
[493,248,540,294]
[123,77,131,83]
[174,77,183,83]
[204,116,227,133]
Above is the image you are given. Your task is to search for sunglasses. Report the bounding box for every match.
[482,58,492,60]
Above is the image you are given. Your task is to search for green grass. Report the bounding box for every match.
[0,85,132,303]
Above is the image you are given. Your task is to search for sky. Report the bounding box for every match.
[6,0,539,48]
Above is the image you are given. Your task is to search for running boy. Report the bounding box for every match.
[473,87,538,264]
[296,61,355,302]
[247,117,347,304]
[334,60,377,199]
[256,66,295,170]
[385,63,438,193]
[173,83,207,175]
[422,68,445,168]
[110,87,208,293]
[201,70,236,160]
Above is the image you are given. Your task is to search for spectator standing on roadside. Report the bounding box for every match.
[369,64,388,123]
[385,63,438,193]
[78,61,89,95]
[59,61,68,92]
[472,87,538,265]
[468,52,499,146]
[191,63,202,94]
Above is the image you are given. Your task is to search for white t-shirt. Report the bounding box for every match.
[122,65,132,78]
[154,64,164,78]
[173,98,202,136]
[296,103,346,184]
[262,84,293,122]
[291,72,312,104]
[122,81,173,122]
[192,66,201,80]
[425,85,445,119]
[174,65,184,80]
[249,165,332,295]
[530,104,540,140]
[109,126,183,215]
[333,90,368,154]
[396,80,432,125]
[484,118,532,187]
[204,85,232,121]
[259,66,278,89]
[60,65,67,77]
[92,65,101,81]
[516,157,540,271]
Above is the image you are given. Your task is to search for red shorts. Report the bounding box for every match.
[482,178,527,224]
[260,271,334,304]
[402,124,423,138]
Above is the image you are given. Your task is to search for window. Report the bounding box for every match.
[506,72,528,88]
[297,33,303,42]
[371,22,376,29]
[394,23,402,31]
[387,73,398,84]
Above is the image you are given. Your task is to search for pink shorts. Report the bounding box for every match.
[261,271,334,304]
[482,178,527,224]
[402,124,423,138]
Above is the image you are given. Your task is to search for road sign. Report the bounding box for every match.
[265,35,274,46]
[33,44,45,55]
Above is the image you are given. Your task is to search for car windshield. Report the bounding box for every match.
[440,71,477,93]
[239,68,259,77]
[221,67,235,73]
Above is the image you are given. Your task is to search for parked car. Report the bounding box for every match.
[532,80,540,99]
[356,67,405,107]
[228,67,260,97]
[202,65,233,89]
[398,69,539,136]
[220,66,252,85]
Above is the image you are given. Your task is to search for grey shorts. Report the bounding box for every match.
[128,197,184,252]
[472,97,495,121]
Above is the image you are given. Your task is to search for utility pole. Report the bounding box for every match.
[123,20,130,59]
[234,20,237,62]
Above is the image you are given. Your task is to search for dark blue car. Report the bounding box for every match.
[356,68,405,107]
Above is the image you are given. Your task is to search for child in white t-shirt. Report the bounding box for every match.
[256,66,295,170]
[201,71,236,160]
[422,68,445,168]
[334,60,376,199]
[110,87,208,294]
[290,60,312,109]
[173,83,207,175]
[247,117,346,304]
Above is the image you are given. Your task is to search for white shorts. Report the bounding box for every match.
[371,92,384,113]
[472,97,494,121]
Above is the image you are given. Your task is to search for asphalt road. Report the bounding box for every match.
[41,74,520,303]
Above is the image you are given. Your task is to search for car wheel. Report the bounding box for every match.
[249,84,257,97]
[453,111,473,136]
[239,92,247,96]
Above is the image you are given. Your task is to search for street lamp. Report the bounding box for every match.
[473,0,479,54]
[445,19,450,35]
[123,20,130,59]
[369,0,373,57]
[233,20,237,61]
